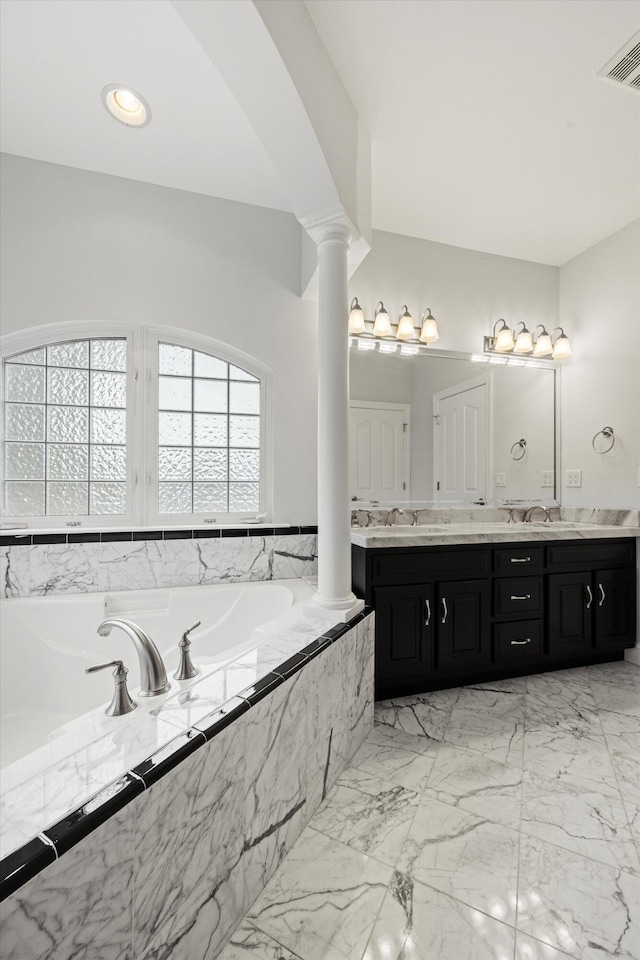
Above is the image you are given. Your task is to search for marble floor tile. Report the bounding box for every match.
[598,708,640,736]
[524,673,600,735]
[309,766,419,867]
[623,800,640,850]
[397,796,519,925]
[369,721,442,758]
[362,871,516,960]
[587,663,640,719]
[523,727,617,787]
[515,932,574,959]
[218,920,303,960]
[521,771,639,873]
[423,742,523,828]
[517,834,640,959]
[443,688,525,767]
[247,827,392,960]
[373,688,460,743]
[350,734,435,792]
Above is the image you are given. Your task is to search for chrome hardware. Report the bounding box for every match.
[511,594,531,601]
[523,506,549,523]
[510,557,531,563]
[97,618,170,697]
[441,598,448,624]
[598,583,606,607]
[173,620,202,680]
[510,439,527,461]
[385,507,404,526]
[586,585,593,609]
[510,639,531,645]
[592,426,615,454]
[86,659,137,717]
[424,599,431,627]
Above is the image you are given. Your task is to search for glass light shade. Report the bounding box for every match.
[372,304,392,338]
[348,299,365,334]
[514,328,533,354]
[552,333,572,359]
[533,332,553,357]
[419,311,439,343]
[494,325,515,352]
[396,306,415,340]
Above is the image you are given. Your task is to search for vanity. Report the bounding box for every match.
[351,517,638,699]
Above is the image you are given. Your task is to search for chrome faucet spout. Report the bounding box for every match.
[97,618,170,697]
[523,506,550,523]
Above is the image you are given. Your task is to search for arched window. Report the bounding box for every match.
[1,325,269,528]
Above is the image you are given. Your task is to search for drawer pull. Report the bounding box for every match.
[510,594,532,601]
[441,597,448,624]
[510,557,531,563]
[510,638,531,645]
[598,583,606,607]
[586,585,593,609]
[425,598,431,626]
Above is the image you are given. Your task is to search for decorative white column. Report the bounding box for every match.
[307,218,364,621]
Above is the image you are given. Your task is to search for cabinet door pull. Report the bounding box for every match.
[510,594,531,601]
[441,598,448,624]
[510,638,531,645]
[424,598,431,626]
[510,557,531,563]
[598,583,606,607]
[586,585,593,609]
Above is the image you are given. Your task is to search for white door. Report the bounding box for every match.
[433,379,487,501]
[349,402,409,501]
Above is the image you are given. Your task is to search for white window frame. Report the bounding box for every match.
[0,321,272,530]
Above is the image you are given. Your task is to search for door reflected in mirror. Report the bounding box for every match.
[349,347,557,504]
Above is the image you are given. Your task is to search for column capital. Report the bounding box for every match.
[299,204,355,248]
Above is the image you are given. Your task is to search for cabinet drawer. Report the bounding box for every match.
[371,548,489,584]
[493,621,543,663]
[493,546,543,574]
[546,540,635,571]
[494,577,542,616]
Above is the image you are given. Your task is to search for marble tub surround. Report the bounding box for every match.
[0,613,375,960]
[0,525,317,599]
[220,660,639,960]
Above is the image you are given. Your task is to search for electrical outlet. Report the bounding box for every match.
[541,471,554,488]
[566,469,582,488]
[495,472,507,487]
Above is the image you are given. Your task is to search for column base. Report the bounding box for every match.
[304,592,365,623]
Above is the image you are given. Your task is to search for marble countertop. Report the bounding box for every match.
[351,521,640,549]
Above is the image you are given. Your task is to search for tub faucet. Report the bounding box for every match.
[97,618,171,697]
[523,506,550,523]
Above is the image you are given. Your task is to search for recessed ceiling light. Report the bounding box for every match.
[101,84,151,127]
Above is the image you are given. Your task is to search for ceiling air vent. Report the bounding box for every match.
[598,31,640,95]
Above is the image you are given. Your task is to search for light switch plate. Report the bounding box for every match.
[541,471,554,488]
[495,472,507,487]
[566,469,582,488]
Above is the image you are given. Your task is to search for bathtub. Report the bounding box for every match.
[0,578,315,774]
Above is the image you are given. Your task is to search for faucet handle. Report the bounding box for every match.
[174,621,201,681]
[86,660,137,717]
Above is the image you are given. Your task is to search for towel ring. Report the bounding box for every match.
[592,426,615,454]
[510,439,527,461]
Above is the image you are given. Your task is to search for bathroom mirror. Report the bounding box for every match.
[349,345,558,505]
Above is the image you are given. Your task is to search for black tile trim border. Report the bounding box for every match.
[0,604,371,901]
[1,525,318,547]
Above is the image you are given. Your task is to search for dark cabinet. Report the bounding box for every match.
[593,568,636,650]
[548,568,637,655]
[436,580,490,673]
[547,572,593,656]
[374,585,433,691]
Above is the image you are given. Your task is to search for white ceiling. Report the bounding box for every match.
[1,0,639,266]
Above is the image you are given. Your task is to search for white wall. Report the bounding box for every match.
[559,219,640,509]
[0,154,319,524]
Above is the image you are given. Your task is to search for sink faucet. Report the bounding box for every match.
[385,507,404,525]
[97,618,171,697]
[523,506,550,523]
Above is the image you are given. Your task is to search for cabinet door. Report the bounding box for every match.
[594,568,636,650]
[547,572,592,656]
[436,580,490,673]
[375,585,433,688]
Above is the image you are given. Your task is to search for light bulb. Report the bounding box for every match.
[396,306,415,340]
[348,298,365,334]
[419,310,439,344]
[113,89,141,113]
[102,84,151,127]
[372,302,392,337]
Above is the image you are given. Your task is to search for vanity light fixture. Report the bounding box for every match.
[492,319,515,353]
[532,325,554,357]
[102,84,151,127]
[551,327,572,360]
[348,297,443,354]
[372,302,393,338]
[396,305,415,340]
[348,298,365,334]
[513,322,533,354]
[484,320,570,361]
[419,309,440,344]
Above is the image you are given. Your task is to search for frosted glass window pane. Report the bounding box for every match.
[159,447,192,481]
[91,340,127,372]
[229,482,260,512]
[194,414,227,447]
[229,449,260,481]
[49,444,89,481]
[194,379,227,413]
[194,449,227,481]
[193,483,228,512]
[229,364,258,382]
[48,482,88,515]
[91,445,126,481]
[4,481,44,516]
[48,368,89,406]
[91,372,126,408]
[90,482,126,515]
[159,344,192,377]
[48,407,89,443]
[91,408,126,444]
[5,442,45,480]
[159,482,192,513]
[5,365,46,403]
[229,382,259,415]
[159,376,192,411]
[194,352,227,379]
[48,342,89,368]
[5,404,45,441]
[229,415,259,448]
[159,412,192,446]
[6,348,46,365]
